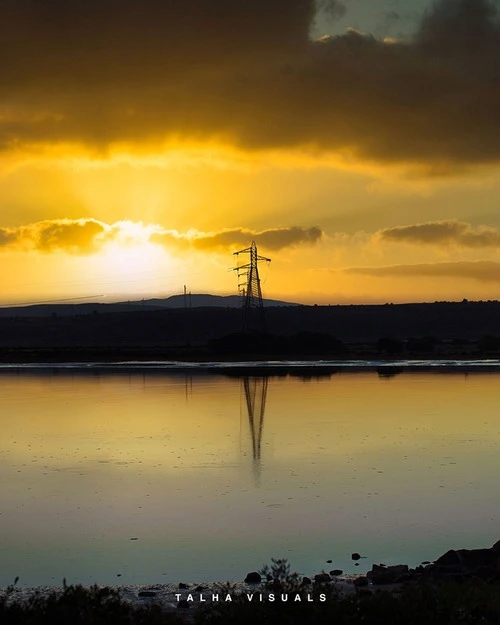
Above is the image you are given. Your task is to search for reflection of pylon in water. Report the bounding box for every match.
[233,241,271,333]
[243,376,268,485]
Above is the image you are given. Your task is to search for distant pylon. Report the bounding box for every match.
[233,241,271,333]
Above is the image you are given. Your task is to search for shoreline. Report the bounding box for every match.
[0,578,358,621]
[4,539,500,596]
[3,543,500,622]
[0,357,500,376]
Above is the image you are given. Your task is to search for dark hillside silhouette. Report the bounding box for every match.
[0,294,297,318]
[0,301,500,359]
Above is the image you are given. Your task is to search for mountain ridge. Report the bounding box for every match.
[0,293,300,318]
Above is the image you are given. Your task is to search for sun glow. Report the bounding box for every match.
[99,242,167,293]
[95,221,173,297]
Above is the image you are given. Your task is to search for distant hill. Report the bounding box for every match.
[0,294,299,318]
[121,294,300,309]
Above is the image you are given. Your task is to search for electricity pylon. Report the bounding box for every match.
[233,241,271,333]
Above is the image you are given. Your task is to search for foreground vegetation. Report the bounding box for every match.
[0,583,184,625]
[3,560,500,625]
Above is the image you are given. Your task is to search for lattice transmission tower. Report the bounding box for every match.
[233,241,271,333]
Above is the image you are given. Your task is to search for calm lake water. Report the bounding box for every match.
[1,365,500,587]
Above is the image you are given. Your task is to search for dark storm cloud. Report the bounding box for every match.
[380,221,500,247]
[417,0,499,55]
[2,0,500,168]
[151,226,323,251]
[386,11,401,21]
[317,0,347,20]
[345,260,500,282]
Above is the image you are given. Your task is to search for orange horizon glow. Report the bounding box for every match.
[2,0,500,306]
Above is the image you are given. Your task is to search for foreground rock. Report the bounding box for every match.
[367,564,409,585]
[314,573,331,583]
[425,540,500,581]
[244,572,262,584]
[362,539,500,587]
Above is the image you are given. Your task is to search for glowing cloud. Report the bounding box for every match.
[345,260,500,283]
[151,226,323,252]
[0,220,322,255]
[0,219,108,254]
[379,221,500,248]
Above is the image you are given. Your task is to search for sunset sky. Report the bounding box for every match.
[2,0,500,306]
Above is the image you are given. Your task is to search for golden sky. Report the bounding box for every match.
[2,0,500,305]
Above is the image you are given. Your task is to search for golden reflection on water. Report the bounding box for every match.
[1,371,500,586]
